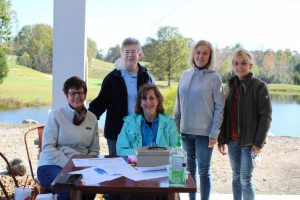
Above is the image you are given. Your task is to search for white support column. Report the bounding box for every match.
[52,0,87,109]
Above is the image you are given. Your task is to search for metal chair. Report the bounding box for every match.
[0,152,19,200]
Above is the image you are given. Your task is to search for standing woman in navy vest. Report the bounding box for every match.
[89,37,154,156]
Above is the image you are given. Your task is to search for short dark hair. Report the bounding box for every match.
[63,76,87,95]
[135,83,165,115]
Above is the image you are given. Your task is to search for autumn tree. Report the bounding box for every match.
[0,0,12,43]
[215,46,234,82]
[105,45,120,63]
[262,49,276,72]
[143,26,190,86]
[252,50,264,67]
[293,63,300,84]
[276,49,293,74]
[13,24,53,73]
[96,49,104,60]
[0,47,8,83]
[87,37,98,67]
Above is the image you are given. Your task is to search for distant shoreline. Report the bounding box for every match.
[1,82,300,110]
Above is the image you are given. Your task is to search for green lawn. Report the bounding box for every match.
[0,58,111,108]
[268,84,300,95]
[87,77,102,101]
[0,60,52,106]
[88,59,114,79]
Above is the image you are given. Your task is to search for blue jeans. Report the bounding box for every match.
[181,134,213,200]
[38,165,95,200]
[228,141,255,200]
[37,165,70,200]
[107,139,117,156]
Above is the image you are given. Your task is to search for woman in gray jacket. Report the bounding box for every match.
[37,76,100,200]
[173,40,225,200]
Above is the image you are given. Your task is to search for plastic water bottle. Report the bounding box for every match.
[169,136,187,187]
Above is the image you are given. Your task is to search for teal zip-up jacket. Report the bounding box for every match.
[116,114,179,156]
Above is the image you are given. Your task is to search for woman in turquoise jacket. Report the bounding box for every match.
[117,83,179,156]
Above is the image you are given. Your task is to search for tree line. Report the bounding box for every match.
[215,46,300,84]
[1,0,300,85]
[101,29,300,86]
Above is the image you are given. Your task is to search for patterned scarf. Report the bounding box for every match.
[73,105,87,126]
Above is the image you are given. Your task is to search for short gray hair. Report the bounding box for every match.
[121,37,143,53]
[121,37,144,60]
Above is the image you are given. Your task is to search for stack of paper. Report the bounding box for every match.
[69,157,168,184]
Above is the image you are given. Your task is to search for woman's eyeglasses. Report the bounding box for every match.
[68,91,85,98]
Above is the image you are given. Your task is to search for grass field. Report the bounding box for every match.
[0,58,112,108]
[0,59,52,107]
[87,59,114,100]
[88,59,114,79]
[267,84,300,95]
[1,57,300,109]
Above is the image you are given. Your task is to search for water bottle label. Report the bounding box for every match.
[169,154,186,187]
[169,169,186,187]
[172,156,185,170]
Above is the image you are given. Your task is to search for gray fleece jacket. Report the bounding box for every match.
[173,67,225,139]
[38,104,100,168]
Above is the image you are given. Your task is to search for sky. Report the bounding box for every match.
[10,0,300,53]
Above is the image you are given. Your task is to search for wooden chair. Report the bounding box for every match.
[24,125,44,181]
[23,125,48,195]
[0,152,19,200]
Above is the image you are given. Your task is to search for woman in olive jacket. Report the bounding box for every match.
[218,49,272,200]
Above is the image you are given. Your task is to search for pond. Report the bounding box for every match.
[0,105,106,128]
[0,95,299,137]
[269,94,300,137]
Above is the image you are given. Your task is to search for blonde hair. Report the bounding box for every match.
[232,49,254,65]
[189,40,215,68]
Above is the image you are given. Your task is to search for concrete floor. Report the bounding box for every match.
[179,193,300,200]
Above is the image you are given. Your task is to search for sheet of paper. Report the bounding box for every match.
[72,157,105,167]
[135,165,168,172]
[71,157,167,182]
[124,169,168,181]
[94,157,138,175]
[68,167,122,184]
